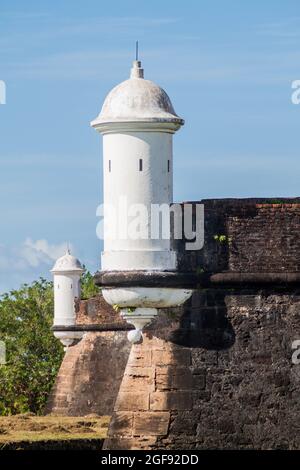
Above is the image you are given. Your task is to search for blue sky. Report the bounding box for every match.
[0,0,299,293]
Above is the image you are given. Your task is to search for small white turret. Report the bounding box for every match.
[91,58,183,272]
[51,250,84,349]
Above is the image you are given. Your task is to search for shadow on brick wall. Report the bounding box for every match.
[170,290,235,349]
[146,290,235,350]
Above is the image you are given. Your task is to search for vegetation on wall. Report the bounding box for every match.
[213,234,232,244]
[0,271,99,416]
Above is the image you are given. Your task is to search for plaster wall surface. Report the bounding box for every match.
[53,274,80,326]
[101,131,175,271]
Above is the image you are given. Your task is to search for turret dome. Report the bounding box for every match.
[91,60,184,129]
[51,250,84,274]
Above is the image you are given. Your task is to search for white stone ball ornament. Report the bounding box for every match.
[127,329,142,344]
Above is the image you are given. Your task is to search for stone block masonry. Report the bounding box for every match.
[47,200,300,449]
[105,288,300,449]
[46,297,131,416]
[105,199,300,449]
[45,331,131,416]
[104,337,186,450]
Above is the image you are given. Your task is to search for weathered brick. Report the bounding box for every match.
[122,374,154,392]
[108,412,133,437]
[46,331,131,416]
[128,349,152,367]
[191,369,206,390]
[170,415,197,435]
[156,367,193,390]
[104,437,158,450]
[125,366,153,376]
[49,199,300,450]
[152,349,191,366]
[133,412,170,436]
[150,391,192,411]
[115,392,149,411]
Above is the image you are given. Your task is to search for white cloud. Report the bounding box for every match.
[0,239,74,294]
[20,238,70,268]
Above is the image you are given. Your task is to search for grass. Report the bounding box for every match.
[0,414,110,448]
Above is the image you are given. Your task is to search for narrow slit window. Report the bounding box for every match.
[139,159,143,171]
[168,160,170,172]
[108,160,111,172]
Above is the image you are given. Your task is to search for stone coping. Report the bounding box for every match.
[95,270,198,288]
[95,270,300,289]
[52,324,132,332]
[207,272,300,286]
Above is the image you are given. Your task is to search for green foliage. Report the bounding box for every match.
[0,270,99,415]
[126,307,136,314]
[267,199,286,204]
[0,278,63,415]
[196,267,204,275]
[112,305,135,315]
[81,269,100,300]
[213,234,232,244]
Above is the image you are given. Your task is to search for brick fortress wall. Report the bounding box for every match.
[105,199,300,449]
[47,199,300,448]
[45,296,131,416]
[176,198,300,273]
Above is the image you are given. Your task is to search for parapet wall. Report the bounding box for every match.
[177,198,300,274]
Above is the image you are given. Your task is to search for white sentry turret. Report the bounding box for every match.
[51,250,84,349]
[91,57,193,342]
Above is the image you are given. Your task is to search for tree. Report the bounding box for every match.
[0,271,99,415]
[81,268,100,300]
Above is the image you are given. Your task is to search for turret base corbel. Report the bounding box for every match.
[120,307,158,343]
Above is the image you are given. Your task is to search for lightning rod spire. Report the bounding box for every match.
[135,41,139,61]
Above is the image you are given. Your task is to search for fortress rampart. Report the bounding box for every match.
[47,199,300,449]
